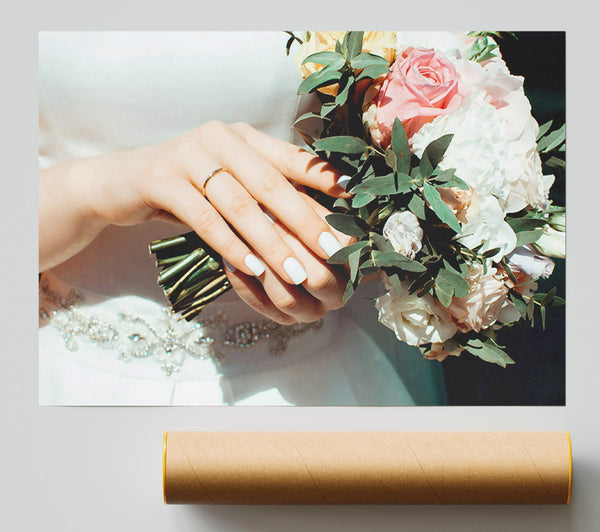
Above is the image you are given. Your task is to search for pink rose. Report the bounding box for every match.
[364,47,467,147]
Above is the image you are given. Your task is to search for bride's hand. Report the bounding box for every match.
[226,193,354,324]
[40,121,353,322]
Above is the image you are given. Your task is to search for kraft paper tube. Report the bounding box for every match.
[163,431,572,505]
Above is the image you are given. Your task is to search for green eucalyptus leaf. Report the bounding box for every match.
[541,287,557,306]
[538,124,566,153]
[302,51,346,69]
[482,247,501,259]
[536,120,554,141]
[348,248,362,283]
[320,102,338,117]
[370,232,394,252]
[436,268,470,298]
[344,31,364,59]
[325,213,369,237]
[351,174,397,196]
[298,67,343,94]
[507,217,548,232]
[335,74,354,106]
[384,149,397,172]
[408,194,426,220]
[313,136,368,154]
[545,156,566,169]
[435,285,453,307]
[465,338,515,368]
[373,251,427,272]
[415,277,436,297]
[333,197,350,210]
[419,134,453,178]
[352,192,376,208]
[509,293,528,318]
[432,168,456,183]
[516,228,544,247]
[342,278,356,304]
[540,305,547,330]
[387,273,403,297]
[356,63,390,81]
[327,240,371,264]
[391,118,411,175]
[422,182,461,233]
[359,260,380,276]
[294,112,322,125]
[371,251,410,268]
[350,52,390,69]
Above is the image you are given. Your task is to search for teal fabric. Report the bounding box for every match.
[340,282,449,406]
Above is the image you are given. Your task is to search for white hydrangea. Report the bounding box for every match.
[459,195,517,261]
[412,54,553,214]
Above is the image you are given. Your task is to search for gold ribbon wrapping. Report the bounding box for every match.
[163,431,572,505]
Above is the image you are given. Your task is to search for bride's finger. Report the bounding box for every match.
[199,170,311,286]
[225,269,297,325]
[259,266,325,323]
[145,178,261,278]
[270,217,347,310]
[197,123,345,263]
[231,122,353,197]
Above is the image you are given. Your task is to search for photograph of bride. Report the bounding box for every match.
[38,31,565,406]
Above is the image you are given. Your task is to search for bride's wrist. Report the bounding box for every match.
[65,156,111,233]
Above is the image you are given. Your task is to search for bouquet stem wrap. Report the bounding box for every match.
[163,431,572,504]
[149,232,230,321]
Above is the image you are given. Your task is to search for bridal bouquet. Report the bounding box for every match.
[150,31,565,367]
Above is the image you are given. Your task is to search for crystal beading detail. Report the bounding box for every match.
[39,275,322,376]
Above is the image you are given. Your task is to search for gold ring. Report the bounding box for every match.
[201,167,230,195]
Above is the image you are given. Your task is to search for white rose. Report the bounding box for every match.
[533,227,565,259]
[375,280,457,346]
[506,245,555,280]
[382,211,423,259]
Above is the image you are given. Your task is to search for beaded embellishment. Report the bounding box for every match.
[39,275,322,376]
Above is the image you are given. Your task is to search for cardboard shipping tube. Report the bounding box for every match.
[163,431,572,505]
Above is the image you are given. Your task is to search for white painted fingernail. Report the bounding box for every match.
[244,254,265,276]
[283,257,308,285]
[318,231,343,257]
[223,259,236,273]
[336,175,352,191]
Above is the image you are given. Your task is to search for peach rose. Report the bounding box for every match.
[437,186,475,224]
[364,47,468,146]
[423,339,464,362]
[295,31,396,96]
[447,264,519,333]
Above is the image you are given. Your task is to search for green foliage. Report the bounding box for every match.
[422,183,462,233]
[284,31,303,56]
[464,337,515,367]
[327,240,371,264]
[466,34,500,63]
[391,118,411,175]
[419,134,453,178]
[313,136,368,154]
[325,213,369,237]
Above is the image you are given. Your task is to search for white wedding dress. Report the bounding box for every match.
[38,31,448,406]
